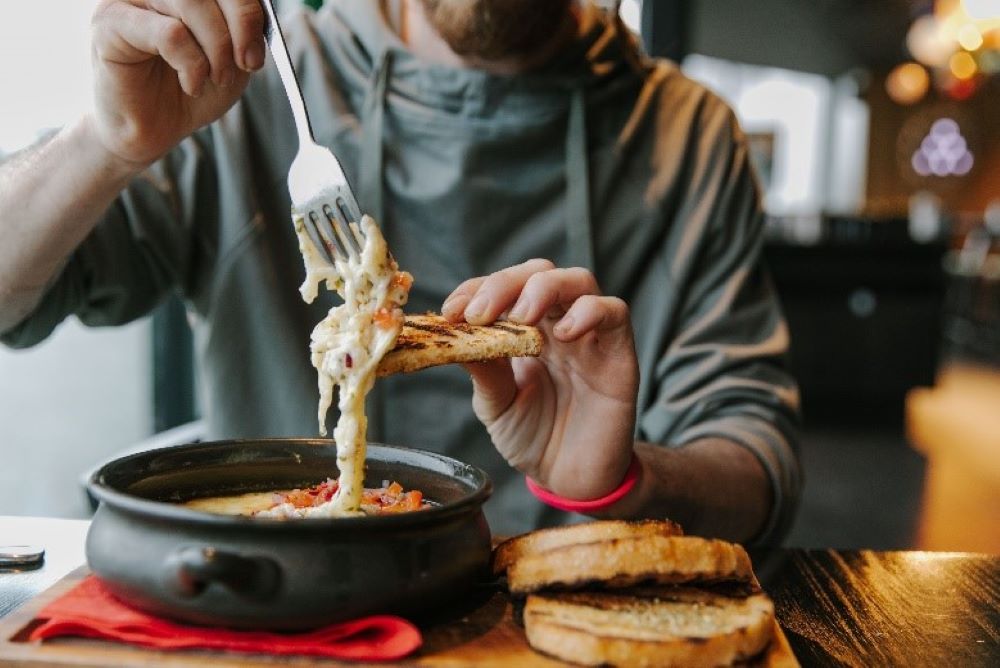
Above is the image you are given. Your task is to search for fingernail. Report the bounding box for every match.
[220,67,236,88]
[243,42,265,71]
[555,316,575,335]
[509,301,529,322]
[465,295,489,320]
[441,295,463,315]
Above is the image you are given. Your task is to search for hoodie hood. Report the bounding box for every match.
[325,1,644,121]
[311,0,647,281]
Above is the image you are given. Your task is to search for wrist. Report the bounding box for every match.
[72,115,151,182]
[526,452,642,514]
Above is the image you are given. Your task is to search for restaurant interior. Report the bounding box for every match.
[1,0,999,551]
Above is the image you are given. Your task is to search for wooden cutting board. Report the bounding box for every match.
[0,567,798,667]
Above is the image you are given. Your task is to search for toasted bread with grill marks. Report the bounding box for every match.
[524,587,775,667]
[507,535,754,595]
[376,313,543,376]
[493,519,684,576]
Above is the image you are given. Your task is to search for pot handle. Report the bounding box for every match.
[165,546,281,601]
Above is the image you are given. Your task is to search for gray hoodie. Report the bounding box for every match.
[2,1,801,541]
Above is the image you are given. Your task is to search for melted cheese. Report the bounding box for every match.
[268,214,410,518]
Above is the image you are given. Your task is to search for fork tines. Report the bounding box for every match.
[306,200,364,264]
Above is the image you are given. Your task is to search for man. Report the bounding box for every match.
[0,0,800,541]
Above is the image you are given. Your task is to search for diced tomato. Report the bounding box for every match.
[390,272,413,291]
[280,479,338,508]
[276,479,425,514]
[373,308,397,329]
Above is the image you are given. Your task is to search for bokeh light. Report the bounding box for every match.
[886,62,931,104]
[908,15,957,67]
[949,50,979,78]
[911,118,975,177]
[957,23,985,50]
[962,0,1000,20]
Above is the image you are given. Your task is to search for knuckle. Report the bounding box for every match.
[527,258,556,271]
[92,1,125,34]
[522,271,548,294]
[147,0,173,15]
[211,30,235,61]
[606,296,630,317]
[232,0,265,34]
[482,271,508,292]
[454,278,482,297]
[190,54,211,78]
[160,18,191,51]
[565,266,598,287]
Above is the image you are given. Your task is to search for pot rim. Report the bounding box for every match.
[87,439,493,530]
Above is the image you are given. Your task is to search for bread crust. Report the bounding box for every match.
[508,535,754,595]
[524,589,775,667]
[493,519,684,576]
[376,313,542,376]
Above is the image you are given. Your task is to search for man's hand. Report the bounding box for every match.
[442,259,639,500]
[89,0,266,167]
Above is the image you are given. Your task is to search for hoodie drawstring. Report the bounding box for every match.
[565,87,595,272]
[359,49,393,443]
[360,50,393,224]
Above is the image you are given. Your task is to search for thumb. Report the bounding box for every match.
[463,359,517,425]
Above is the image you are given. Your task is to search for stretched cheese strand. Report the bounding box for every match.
[277,214,410,517]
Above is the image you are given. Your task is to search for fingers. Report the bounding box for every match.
[95,3,211,96]
[464,359,517,425]
[508,267,600,323]
[441,258,556,325]
[553,295,632,342]
[441,276,486,321]
[94,0,265,97]
[146,0,233,87]
[216,0,266,72]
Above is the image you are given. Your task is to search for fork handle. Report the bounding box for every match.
[260,0,316,149]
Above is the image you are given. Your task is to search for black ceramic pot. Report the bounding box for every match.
[85,439,492,630]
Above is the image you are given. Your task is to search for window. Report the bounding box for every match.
[683,54,869,216]
[0,0,152,519]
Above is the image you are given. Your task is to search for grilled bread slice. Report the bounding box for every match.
[508,535,754,595]
[376,313,543,376]
[524,588,775,667]
[493,519,684,576]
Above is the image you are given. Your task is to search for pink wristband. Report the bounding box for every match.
[525,454,641,513]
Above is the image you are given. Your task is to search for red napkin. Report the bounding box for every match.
[29,576,422,661]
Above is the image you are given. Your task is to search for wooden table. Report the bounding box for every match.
[2,517,999,666]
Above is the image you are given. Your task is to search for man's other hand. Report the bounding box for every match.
[89,0,266,167]
[442,259,639,500]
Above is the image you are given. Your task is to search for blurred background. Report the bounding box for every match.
[2,0,998,551]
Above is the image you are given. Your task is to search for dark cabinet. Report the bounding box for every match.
[765,239,946,424]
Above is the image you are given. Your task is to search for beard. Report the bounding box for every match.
[418,0,573,62]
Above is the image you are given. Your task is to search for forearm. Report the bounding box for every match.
[596,438,772,543]
[0,115,141,330]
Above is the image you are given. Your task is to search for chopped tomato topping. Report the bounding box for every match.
[279,479,339,508]
[373,308,397,329]
[390,272,413,291]
[275,479,427,514]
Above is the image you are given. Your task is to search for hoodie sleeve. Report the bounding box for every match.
[637,101,802,546]
[0,131,217,349]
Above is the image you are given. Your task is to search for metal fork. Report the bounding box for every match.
[261,0,363,265]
